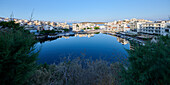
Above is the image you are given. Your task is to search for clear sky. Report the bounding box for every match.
[0,0,170,22]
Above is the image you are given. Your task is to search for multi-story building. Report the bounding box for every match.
[129,19,152,32]
[56,22,70,29]
[106,24,130,32]
[166,20,170,23]
[164,23,170,36]
[140,22,170,36]
[129,22,143,32]
[72,23,83,31]
[72,23,96,31]
[118,24,130,32]
[0,18,4,22]
[43,25,54,30]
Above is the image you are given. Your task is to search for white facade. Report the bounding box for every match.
[99,25,107,30]
[43,25,54,30]
[130,22,143,32]
[164,23,170,36]
[140,22,169,36]
[72,23,96,31]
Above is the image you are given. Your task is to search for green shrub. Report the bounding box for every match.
[95,32,100,34]
[87,27,92,29]
[76,24,79,27]
[94,27,100,30]
[40,30,56,34]
[62,29,69,32]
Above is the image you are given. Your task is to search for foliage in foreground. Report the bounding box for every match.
[28,58,122,85]
[0,22,38,85]
[1,21,170,85]
[122,36,170,85]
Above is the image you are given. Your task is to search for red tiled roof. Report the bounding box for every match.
[112,27,117,28]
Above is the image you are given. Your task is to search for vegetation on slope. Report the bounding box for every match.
[0,21,169,85]
[121,36,170,85]
[0,21,38,85]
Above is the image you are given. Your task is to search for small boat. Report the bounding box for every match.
[129,38,133,41]
[69,32,75,36]
[65,33,70,36]
[58,33,65,36]
[48,35,58,38]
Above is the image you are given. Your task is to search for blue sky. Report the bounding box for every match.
[0,0,170,22]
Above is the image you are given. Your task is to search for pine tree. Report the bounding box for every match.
[0,22,39,85]
[122,36,170,85]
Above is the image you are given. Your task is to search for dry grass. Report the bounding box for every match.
[28,58,123,85]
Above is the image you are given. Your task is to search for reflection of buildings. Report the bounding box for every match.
[116,36,135,50]
[75,34,94,38]
[129,43,135,50]
[117,37,129,45]
[62,36,70,39]
[39,33,95,43]
[61,33,95,39]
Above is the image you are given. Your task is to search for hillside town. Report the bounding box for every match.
[0,17,70,33]
[73,18,170,36]
[0,17,170,37]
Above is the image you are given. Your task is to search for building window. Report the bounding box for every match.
[165,29,169,32]
[167,26,170,28]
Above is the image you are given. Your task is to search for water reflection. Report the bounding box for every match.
[36,33,130,64]
[110,35,134,50]
[116,37,129,45]
[75,34,94,38]
[39,33,95,43]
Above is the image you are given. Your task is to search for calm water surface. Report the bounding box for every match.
[36,33,130,64]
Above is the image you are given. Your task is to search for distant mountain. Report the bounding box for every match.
[80,22,106,24]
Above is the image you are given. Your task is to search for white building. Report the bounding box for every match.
[43,25,54,30]
[164,23,170,36]
[140,22,170,36]
[99,25,107,30]
[130,22,143,32]
[72,23,95,31]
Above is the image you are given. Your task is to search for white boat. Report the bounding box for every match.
[65,33,70,36]
[58,33,65,36]
[65,32,75,36]
[69,32,75,35]
[48,35,58,38]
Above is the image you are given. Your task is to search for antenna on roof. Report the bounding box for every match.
[29,8,34,22]
[10,11,14,21]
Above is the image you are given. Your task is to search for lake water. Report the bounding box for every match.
[36,33,130,64]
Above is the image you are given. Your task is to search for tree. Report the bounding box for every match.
[63,29,69,32]
[94,27,100,30]
[40,30,56,35]
[0,22,38,85]
[87,27,92,29]
[0,21,23,30]
[76,24,79,27]
[121,36,170,85]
